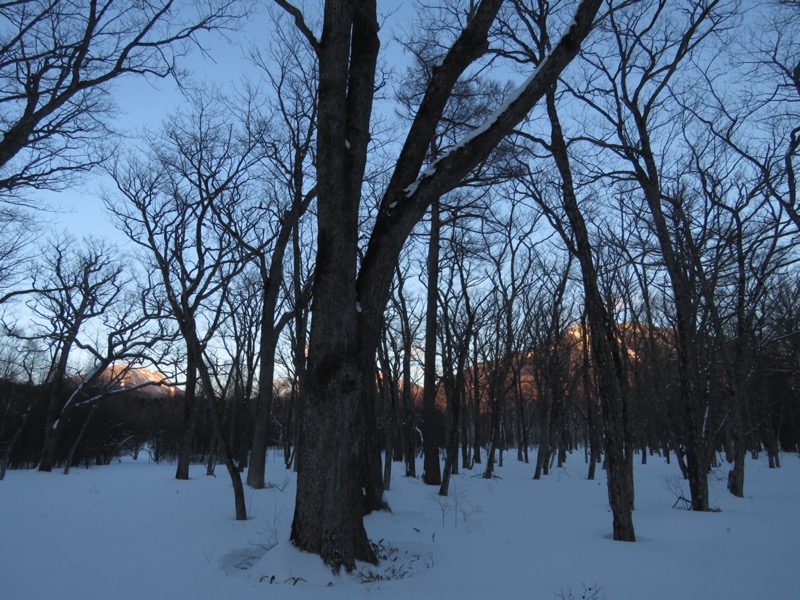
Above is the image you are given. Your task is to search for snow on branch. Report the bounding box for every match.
[402,0,602,205]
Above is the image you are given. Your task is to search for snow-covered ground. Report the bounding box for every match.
[2,451,798,599]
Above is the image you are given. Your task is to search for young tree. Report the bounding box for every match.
[107,92,257,518]
[215,24,318,489]
[501,0,638,537]
[0,336,47,479]
[279,0,603,571]
[477,198,539,480]
[3,236,166,472]
[566,0,738,512]
[395,13,508,487]
[437,221,486,495]
[390,257,426,477]
[694,0,799,232]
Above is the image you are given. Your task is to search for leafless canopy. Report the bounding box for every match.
[0,0,245,203]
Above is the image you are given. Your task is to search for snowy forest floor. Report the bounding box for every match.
[1,451,798,600]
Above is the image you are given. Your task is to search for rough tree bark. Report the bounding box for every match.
[285,0,603,571]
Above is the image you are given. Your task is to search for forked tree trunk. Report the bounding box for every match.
[289,0,381,571]
[287,0,602,570]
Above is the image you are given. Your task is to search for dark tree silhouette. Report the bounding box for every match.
[0,0,244,203]
[279,0,603,572]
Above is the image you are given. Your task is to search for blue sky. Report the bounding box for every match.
[48,1,418,248]
[48,10,264,245]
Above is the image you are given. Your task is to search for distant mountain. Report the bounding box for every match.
[75,364,180,401]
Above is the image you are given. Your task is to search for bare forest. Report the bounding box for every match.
[1,0,798,575]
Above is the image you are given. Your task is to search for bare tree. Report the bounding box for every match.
[2,235,168,472]
[563,0,739,512]
[421,197,443,485]
[477,197,539,480]
[0,0,245,204]
[0,208,36,302]
[686,0,799,232]
[213,22,318,490]
[492,0,638,538]
[678,0,800,478]
[674,133,794,495]
[523,251,576,481]
[278,0,603,571]
[378,252,425,487]
[437,220,487,495]
[106,91,257,519]
[0,336,47,479]
[213,267,264,470]
[385,257,425,479]
[394,15,510,487]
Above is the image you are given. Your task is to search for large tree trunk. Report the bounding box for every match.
[291,355,376,569]
[287,0,602,570]
[289,0,381,572]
